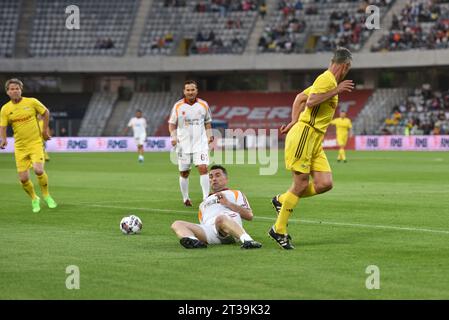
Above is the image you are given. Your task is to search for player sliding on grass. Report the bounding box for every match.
[171,165,262,249]
[269,47,354,249]
[0,78,57,213]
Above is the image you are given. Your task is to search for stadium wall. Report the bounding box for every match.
[1,50,449,73]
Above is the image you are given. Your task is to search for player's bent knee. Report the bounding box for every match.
[215,215,229,227]
[180,171,190,178]
[171,220,184,231]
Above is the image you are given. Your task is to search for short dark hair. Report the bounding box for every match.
[184,80,198,89]
[210,165,227,177]
[331,47,352,64]
[5,78,24,92]
[136,109,142,113]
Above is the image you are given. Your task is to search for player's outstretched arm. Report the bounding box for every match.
[306,80,354,108]
[0,126,7,149]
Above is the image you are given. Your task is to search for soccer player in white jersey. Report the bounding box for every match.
[168,80,214,206]
[124,110,147,163]
[171,165,262,249]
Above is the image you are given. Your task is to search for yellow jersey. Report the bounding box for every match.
[0,97,47,149]
[331,117,352,138]
[299,70,338,134]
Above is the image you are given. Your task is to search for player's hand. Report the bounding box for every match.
[171,139,177,147]
[337,80,354,94]
[0,139,7,149]
[43,129,52,141]
[208,136,214,144]
[216,192,231,208]
[280,121,296,135]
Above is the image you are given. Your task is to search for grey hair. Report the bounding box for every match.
[331,47,352,64]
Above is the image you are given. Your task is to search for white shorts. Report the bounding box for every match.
[199,213,242,245]
[178,151,209,171]
[134,135,146,146]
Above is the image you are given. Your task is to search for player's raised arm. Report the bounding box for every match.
[306,81,354,108]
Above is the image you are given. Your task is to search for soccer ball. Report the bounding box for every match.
[120,215,143,235]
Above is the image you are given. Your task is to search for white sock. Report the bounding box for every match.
[179,176,189,201]
[239,233,253,243]
[200,174,210,199]
[188,236,198,240]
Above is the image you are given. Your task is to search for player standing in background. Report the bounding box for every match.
[330,110,352,163]
[124,109,147,163]
[269,48,354,249]
[37,114,50,162]
[171,165,262,249]
[168,80,214,207]
[0,78,58,213]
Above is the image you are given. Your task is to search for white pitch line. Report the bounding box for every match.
[77,203,449,235]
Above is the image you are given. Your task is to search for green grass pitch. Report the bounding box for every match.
[1,150,448,299]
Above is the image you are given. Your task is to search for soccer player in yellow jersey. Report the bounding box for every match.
[330,110,352,162]
[0,79,57,213]
[269,48,354,249]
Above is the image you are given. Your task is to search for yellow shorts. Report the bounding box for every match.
[337,135,348,147]
[14,144,45,172]
[284,122,331,173]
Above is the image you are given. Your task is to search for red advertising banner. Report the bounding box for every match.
[155,90,372,136]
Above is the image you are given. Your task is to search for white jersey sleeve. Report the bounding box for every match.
[202,100,212,124]
[168,103,178,125]
[128,117,135,127]
[236,191,251,210]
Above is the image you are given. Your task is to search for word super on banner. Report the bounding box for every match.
[356,135,449,151]
[1,137,172,153]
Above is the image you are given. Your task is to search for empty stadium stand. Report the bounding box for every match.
[0,0,21,58]
[353,87,410,134]
[29,0,139,57]
[78,92,118,136]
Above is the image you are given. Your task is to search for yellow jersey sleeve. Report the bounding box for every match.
[309,71,337,95]
[302,86,312,96]
[32,98,47,115]
[0,105,9,126]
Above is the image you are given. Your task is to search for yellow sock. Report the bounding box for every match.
[22,180,38,200]
[341,148,346,161]
[301,182,317,198]
[338,147,345,160]
[274,191,299,234]
[36,172,50,197]
[278,192,287,203]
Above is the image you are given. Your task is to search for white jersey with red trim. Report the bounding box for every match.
[168,98,212,153]
[198,189,251,225]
